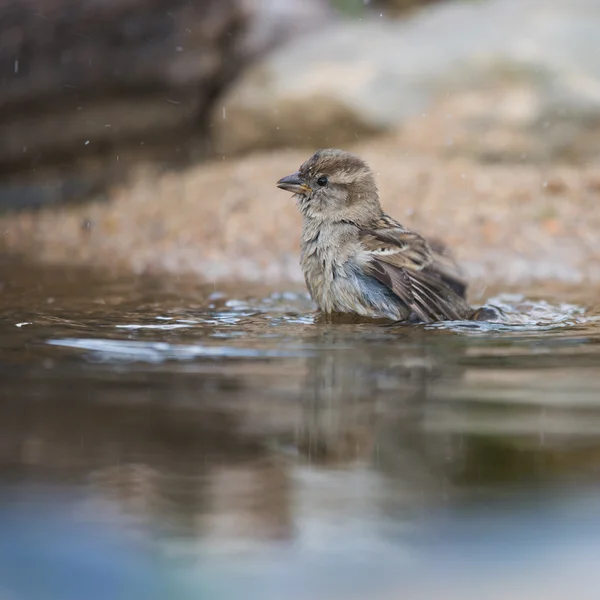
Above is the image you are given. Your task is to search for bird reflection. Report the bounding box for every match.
[296,326,467,474]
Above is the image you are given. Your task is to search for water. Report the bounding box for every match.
[2,261,600,599]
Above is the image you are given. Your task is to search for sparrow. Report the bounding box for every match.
[276,148,480,324]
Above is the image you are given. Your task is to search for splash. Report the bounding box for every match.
[429,294,600,334]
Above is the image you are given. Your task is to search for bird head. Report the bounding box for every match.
[277,149,381,224]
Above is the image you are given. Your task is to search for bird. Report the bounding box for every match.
[276,148,483,324]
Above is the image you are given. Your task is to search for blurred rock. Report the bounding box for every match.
[0,0,241,169]
[0,0,333,210]
[213,0,600,162]
[239,0,334,58]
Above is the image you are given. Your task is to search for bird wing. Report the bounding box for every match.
[426,237,468,298]
[359,216,471,323]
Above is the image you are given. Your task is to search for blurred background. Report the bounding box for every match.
[2,1,600,599]
[1,0,600,283]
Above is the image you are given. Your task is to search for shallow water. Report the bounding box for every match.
[2,262,600,600]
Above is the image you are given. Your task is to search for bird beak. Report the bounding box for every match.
[276,172,312,195]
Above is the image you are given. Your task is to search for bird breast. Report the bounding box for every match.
[299,220,399,319]
[300,221,353,312]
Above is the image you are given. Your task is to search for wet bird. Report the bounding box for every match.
[277,148,480,324]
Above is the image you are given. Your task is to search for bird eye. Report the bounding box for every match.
[316,176,328,187]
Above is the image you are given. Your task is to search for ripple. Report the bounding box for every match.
[429,294,600,335]
[115,323,194,331]
[47,338,311,362]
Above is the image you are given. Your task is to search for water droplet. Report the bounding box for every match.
[84,140,90,145]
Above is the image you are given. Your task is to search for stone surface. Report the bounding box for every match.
[2,138,600,287]
[212,0,600,161]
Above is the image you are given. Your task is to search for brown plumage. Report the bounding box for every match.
[276,148,475,324]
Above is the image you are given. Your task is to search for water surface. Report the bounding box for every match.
[1,261,600,599]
